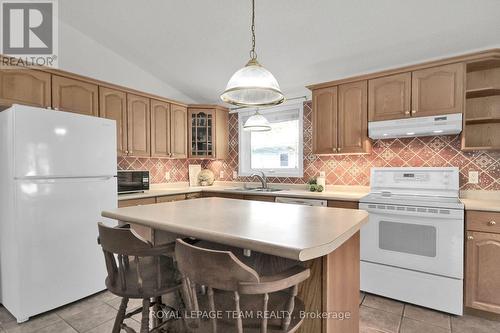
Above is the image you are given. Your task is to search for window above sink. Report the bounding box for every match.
[238,102,304,178]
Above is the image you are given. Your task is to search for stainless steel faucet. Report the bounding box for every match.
[250,171,268,189]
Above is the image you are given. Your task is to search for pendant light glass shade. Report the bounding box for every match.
[220,0,285,107]
[243,110,271,132]
[221,59,285,107]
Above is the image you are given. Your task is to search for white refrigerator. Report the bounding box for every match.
[0,105,118,323]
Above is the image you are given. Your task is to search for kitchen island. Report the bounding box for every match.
[102,197,368,333]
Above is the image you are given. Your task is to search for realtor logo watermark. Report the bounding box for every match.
[0,0,58,67]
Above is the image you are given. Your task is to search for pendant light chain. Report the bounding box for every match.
[220,0,284,107]
[249,0,257,60]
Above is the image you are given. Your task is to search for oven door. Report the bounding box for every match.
[359,202,464,279]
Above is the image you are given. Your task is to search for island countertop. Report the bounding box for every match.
[102,197,369,261]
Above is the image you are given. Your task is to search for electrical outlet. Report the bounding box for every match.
[319,171,326,177]
[233,171,238,179]
[220,171,225,179]
[468,171,479,184]
[165,171,171,181]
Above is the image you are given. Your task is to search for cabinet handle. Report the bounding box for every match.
[125,150,129,154]
[129,151,133,155]
[411,110,417,114]
[467,235,474,240]
[405,111,410,115]
[488,220,497,226]
[338,147,342,152]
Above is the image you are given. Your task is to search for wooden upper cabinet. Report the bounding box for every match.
[151,99,171,158]
[52,75,98,116]
[170,104,188,158]
[99,87,127,156]
[188,108,216,158]
[312,86,338,154]
[465,231,500,314]
[368,73,411,121]
[215,107,229,160]
[411,63,465,117]
[0,68,51,107]
[127,93,151,157]
[338,81,370,154]
[188,105,228,159]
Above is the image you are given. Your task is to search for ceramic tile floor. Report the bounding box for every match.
[1,290,500,332]
[359,292,500,333]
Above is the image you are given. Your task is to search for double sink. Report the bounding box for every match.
[224,187,285,193]
[225,172,285,193]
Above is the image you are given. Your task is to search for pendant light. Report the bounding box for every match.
[220,0,285,107]
[243,109,271,132]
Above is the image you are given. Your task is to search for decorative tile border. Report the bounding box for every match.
[119,102,500,190]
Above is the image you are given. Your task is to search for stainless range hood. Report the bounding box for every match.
[368,113,462,139]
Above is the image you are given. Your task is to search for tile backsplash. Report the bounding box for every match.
[118,101,500,191]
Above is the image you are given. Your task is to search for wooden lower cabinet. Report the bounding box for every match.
[52,75,99,116]
[298,232,360,333]
[156,194,186,203]
[0,68,51,107]
[186,192,202,200]
[203,192,277,202]
[202,192,245,200]
[118,197,156,241]
[243,195,276,202]
[327,200,359,209]
[465,210,500,314]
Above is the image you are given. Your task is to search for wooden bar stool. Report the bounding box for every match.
[97,223,182,333]
[175,238,311,333]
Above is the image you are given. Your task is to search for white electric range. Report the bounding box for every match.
[359,167,464,315]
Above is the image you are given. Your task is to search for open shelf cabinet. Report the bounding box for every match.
[463,59,500,150]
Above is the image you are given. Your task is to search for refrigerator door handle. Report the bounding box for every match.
[14,176,116,183]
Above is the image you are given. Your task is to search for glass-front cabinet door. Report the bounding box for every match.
[189,108,215,158]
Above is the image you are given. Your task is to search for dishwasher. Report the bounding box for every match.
[275,197,328,207]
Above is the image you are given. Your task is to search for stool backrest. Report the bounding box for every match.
[175,239,259,291]
[97,223,173,295]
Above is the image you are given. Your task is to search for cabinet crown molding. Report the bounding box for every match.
[307,49,500,91]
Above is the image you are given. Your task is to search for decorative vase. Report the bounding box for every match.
[198,169,215,186]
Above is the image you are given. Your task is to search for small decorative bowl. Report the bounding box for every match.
[198,169,215,186]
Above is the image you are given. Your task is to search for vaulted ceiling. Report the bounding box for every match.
[60,0,500,105]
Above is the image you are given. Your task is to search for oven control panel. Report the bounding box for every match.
[394,172,430,182]
[370,167,459,196]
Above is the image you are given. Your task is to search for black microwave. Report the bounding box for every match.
[117,170,150,194]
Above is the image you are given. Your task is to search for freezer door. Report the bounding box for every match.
[12,105,117,178]
[10,176,117,319]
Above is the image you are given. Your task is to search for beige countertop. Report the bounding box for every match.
[103,197,369,261]
[460,190,500,212]
[118,183,369,202]
[118,183,500,212]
